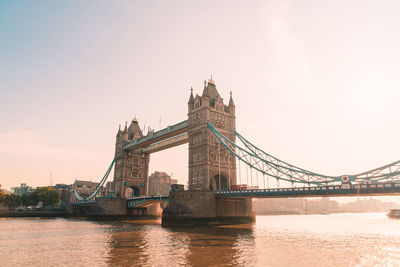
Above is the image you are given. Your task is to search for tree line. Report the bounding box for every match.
[0,185,60,211]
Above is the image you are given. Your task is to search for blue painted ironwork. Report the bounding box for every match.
[127,196,169,208]
[123,120,188,150]
[71,201,96,207]
[216,182,400,198]
[207,122,400,186]
[72,158,115,202]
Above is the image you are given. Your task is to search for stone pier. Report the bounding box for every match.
[162,191,255,226]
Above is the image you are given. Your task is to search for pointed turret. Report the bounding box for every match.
[229,91,235,107]
[228,91,235,115]
[201,79,210,108]
[116,124,122,137]
[188,87,194,104]
[122,121,128,141]
[202,80,208,97]
[188,87,195,112]
[115,124,125,157]
[201,76,221,108]
[127,116,143,140]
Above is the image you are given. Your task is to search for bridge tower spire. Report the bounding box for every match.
[188,87,194,112]
[188,78,237,191]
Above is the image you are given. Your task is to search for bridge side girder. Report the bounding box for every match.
[124,120,188,152]
[142,133,188,154]
[216,182,400,198]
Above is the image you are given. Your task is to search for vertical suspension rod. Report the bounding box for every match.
[239,158,242,186]
[263,173,266,189]
[246,165,249,185]
[251,167,253,186]
[218,141,221,191]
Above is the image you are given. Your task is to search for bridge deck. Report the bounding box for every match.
[71,201,96,207]
[72,182,400,208]
[216,182,400,198]
[127,196,168,208]
[124,120,188,152]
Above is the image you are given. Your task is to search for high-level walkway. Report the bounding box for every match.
[124,120,188,153]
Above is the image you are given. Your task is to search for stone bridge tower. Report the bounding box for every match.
[113,118,150,198]
[187,77,236,191]
[163,78,254,226]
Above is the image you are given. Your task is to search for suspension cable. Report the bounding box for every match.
[73,158,115,202]
[207,121,400,187]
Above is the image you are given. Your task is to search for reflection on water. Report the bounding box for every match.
[1,213,400,266]
[105,220,255,266]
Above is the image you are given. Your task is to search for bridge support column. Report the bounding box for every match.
[162,191,255,226]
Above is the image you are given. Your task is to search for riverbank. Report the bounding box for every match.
[2,210,394,218]
[0,211,164,221]
[256,210,396,216]
[0,211,70,218]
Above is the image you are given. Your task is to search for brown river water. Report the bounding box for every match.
[1,213,400,266]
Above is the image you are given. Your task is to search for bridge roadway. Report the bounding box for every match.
[216,182,400,198]
[123,120,188,153]
[71,201,96,207]
[73,182,400,209]
[127,196,168,208]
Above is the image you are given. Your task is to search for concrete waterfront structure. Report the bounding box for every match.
[11,183,35,196]
[162,191,254,226]
[148,171,177,196]
[72,180,104,198]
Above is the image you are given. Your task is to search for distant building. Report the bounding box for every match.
[10,183,35,196]
[54,183,72,191]
[148,171,177,196]
[105,181,114,196]
[72,180,105,198]
[0,188,10,195]
[54,184,73,209]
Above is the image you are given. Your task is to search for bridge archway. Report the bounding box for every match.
[126,186,140,198]
[210,174,228,191]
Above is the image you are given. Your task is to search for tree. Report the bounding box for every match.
[0,184,4,203]
[3,194,22,211]
[21,193,37,206]
[32,187,60,208]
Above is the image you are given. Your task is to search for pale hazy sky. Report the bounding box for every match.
[1,0,400,191]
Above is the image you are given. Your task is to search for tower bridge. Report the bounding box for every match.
[72,77,400,225]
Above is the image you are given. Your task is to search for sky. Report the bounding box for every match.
[1,0,400,193]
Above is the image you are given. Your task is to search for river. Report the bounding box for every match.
[1,213,400,266]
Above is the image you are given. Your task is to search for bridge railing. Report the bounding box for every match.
[216,182,400,198]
